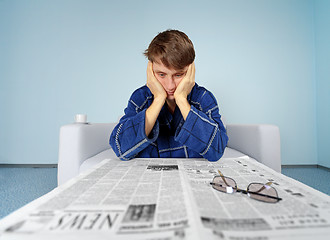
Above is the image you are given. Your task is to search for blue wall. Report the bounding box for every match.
[315,0,330,168]
[0,0,325,166]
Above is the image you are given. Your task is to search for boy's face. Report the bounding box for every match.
[152,60,189,100]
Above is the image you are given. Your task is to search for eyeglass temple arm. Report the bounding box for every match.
[217,170,231,186]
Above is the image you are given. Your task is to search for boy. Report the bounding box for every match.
[110,29,228,161]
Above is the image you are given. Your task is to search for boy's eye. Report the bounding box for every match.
[175,74,183,77]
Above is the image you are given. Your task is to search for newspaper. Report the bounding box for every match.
[0,157,329,240]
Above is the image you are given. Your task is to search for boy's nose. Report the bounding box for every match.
[166,78,176,91]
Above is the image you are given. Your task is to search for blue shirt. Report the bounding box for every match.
[109,83,228,161]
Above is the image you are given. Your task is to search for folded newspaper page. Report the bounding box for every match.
[0,157,329,240]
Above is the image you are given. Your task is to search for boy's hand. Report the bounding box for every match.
[146,61,167,101]
[145,61,166,137]
[174,62,195,120]
[174,62,195,101]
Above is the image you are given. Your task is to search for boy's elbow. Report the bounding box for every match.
[205,139,228,162]
[206,150,225,162]
[109,134,138,161]
[109,135,125,160]
[110,145,132,161]
[119,154,135,161]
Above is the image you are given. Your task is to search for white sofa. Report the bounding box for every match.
[57,122,281,186]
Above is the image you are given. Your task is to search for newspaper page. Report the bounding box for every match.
[0,157,330,240]
[0,158,201,240]
[181,157,330,239]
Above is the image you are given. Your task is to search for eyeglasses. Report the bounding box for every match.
[210,170,282,203]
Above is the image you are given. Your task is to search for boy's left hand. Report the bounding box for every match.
[174,62,195,101]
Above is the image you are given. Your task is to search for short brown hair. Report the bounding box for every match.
[144,29,195,70]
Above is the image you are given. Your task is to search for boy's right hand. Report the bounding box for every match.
[146,61,167,101]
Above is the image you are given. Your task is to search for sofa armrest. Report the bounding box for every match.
[226,124,281,172]
[58,123,116,185]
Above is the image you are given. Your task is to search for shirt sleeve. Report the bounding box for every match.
[174,91,228,161]
[109,89,159,160]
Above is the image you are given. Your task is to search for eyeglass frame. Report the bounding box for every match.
[210,170,282,203]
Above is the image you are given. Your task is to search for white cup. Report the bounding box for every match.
[75,114,87,124]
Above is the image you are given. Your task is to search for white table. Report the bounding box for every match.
[0,157,330,239]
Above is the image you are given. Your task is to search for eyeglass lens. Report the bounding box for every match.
[212,176,237,193]
[247,183,279,203]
